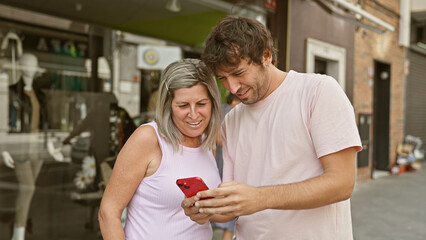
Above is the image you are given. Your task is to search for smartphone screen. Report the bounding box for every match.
[176,177,209,198]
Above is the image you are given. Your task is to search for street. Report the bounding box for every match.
[351,164,426,240]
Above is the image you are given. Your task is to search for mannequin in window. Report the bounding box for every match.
[61,94,135,230]
[1,53,43,240]
[0,31,23,132]
[62,94,136,190]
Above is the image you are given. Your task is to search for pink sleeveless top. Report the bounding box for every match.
[124,121,221,239]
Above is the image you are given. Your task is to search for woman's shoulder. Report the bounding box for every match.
[123,124,159,151]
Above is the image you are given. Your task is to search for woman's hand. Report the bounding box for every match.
[181,197,213,224]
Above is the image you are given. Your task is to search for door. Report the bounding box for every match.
[372,61,390,171]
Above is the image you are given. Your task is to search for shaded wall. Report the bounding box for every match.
[288,0,355,101]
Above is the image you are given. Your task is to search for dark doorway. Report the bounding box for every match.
[314,58,327,74]
[372,61,391,172]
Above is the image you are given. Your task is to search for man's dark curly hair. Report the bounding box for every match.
[202,15,277,74]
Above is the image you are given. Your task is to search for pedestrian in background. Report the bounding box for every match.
[215,93,241,177]
[182,16,362,240]
[212,93,240,240]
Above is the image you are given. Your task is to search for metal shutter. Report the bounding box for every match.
[405,49,426,149]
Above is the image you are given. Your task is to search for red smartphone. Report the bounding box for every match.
[176,177,209,198]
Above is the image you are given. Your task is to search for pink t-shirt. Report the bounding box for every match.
[124,121,221,239]
[222,71,362,240]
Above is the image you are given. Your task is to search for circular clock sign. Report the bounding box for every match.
[143,49,159,65]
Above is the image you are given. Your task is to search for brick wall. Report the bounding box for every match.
[354,0,406,183]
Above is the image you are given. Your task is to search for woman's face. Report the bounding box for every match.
[171,84,212,147]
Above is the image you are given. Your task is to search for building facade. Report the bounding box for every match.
[277,0,410,182]
[353,0,406,182]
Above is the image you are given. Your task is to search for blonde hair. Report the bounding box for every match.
[155,59,221,152]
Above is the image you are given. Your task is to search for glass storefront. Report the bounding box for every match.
[0,19,192,240]
[0,21,129,239]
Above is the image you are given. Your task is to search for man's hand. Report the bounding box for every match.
[194,181,265,217]
[181,197,213,224]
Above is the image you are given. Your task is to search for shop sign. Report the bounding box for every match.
[265,0,276,10]
[137,45,182,70]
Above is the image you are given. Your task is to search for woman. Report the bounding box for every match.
[98,59,222,239]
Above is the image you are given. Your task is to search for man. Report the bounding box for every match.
[182,16,362,239]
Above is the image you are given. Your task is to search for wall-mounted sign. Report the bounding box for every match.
[137,45,182,70]
[265,0,276,10]
[143,48,159,65]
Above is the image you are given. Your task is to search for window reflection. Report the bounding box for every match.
[0,29,136,239]
[0,24,183,239]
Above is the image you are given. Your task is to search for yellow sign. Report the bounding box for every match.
[143,49,159,65]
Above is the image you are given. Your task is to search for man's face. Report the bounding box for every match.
[216,58,270,105]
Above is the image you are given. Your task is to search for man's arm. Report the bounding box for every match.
[194,147,357,216]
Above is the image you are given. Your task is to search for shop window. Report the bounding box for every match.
[0,27,124,239]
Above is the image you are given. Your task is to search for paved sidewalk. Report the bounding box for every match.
[351,164,426,240]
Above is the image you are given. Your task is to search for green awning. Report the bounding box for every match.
[113,10,228,46]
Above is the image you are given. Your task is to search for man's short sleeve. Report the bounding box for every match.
[310,76,362,158]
